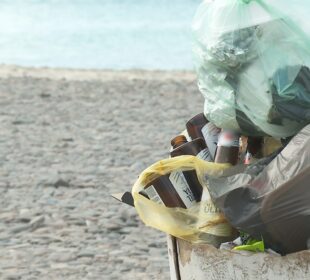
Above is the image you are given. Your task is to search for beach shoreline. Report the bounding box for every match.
[0,64,196,81]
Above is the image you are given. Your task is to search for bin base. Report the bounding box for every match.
[167,235,310,280]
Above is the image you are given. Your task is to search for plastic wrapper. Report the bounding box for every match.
[207,124,310,254]
[193,0,310,137]
[132,155,237,245]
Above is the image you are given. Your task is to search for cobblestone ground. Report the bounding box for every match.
[0,70,203,279]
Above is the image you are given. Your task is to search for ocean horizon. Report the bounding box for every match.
[0,0,201,70]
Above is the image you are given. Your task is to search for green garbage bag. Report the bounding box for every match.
[193,0,310,138]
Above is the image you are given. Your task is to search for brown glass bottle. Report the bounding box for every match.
[214,129,240,165]
[142,171,196,209]
[247,136,263,157]
[170,135,211,161]
[186,113,208,140]
[186,113,220,159]
[139,135,209,208]
[170,135,209,201]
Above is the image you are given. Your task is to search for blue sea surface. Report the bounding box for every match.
[0,0,201,69]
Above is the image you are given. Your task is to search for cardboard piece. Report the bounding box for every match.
[111,192,134,207]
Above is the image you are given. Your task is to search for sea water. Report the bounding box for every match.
[0,0,201,69]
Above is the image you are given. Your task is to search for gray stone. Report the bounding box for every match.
[106,224,122,231]
[77,251,95,258]
[10,225,30,234]
[53,178,70,188]
[30,216,45,231]
[50,253,76,262]
[4,275,21,280]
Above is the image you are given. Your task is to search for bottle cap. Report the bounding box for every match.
[171,135,188,149]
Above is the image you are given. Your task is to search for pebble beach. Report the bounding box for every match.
[0,66,203,279]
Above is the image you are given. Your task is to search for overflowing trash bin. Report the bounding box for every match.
[114,0,310,279]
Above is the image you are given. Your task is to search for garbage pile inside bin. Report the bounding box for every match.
[126,0,310,256]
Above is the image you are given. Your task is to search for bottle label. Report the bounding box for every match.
[144,185,164,205]
[169,171,196,208]
[201,123,220,159]
[197,148,212,162]
[183,130,191,141]
[217,131,240,147]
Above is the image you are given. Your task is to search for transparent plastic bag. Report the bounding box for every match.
[193,0,310,137]
[132,155,237,245]
[207,124,310,254]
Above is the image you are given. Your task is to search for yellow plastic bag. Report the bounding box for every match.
[132,155,237,245]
